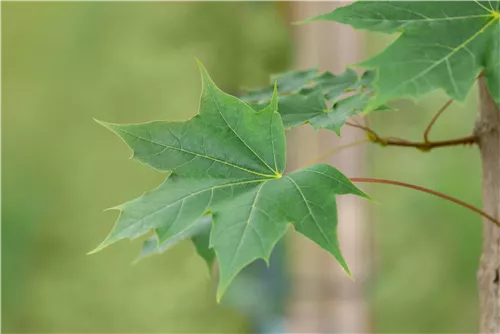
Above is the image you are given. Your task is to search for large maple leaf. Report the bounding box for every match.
[92,61,368,300]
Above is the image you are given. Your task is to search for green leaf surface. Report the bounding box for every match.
[191,221,215,271]
[306,1,500,106]
[135,215,214,271]
[94,61,367,300]
[243,68,389,135]
[240,68,319,102]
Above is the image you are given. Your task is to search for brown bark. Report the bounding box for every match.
[476,78,500,333]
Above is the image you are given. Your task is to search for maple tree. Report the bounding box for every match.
[93,1,500,330]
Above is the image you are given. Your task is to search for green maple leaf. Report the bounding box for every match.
[92,61,368,301]
[243,68,390,135]
[305,1,500,107]
[240,68,319,102]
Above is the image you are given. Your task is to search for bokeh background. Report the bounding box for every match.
[2,2,483,333]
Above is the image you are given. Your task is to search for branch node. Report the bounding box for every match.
[418,145,431,152]
[346,121,477,151]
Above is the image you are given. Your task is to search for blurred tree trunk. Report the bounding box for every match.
[284,2,373,333]
[476,79,500,333]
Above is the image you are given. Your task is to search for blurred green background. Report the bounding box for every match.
[2,2,483,333]
[368,93,482,332]
[2,2,291,333]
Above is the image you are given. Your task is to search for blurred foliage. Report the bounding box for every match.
[1,2,291,333]
[366,34,482,333]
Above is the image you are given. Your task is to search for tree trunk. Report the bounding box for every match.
[476,78,500,333]
[285,2,372,332]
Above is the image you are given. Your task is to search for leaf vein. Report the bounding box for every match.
[205,84,278,175]
[117,127,275,178]
[228,182,267,272]
[285,176,333,249]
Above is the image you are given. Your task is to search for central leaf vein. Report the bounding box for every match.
[121,178,267,239]
[229,182,266,272]
[117,128,276,178]
[285,176,333,248]
[205,83,279,175]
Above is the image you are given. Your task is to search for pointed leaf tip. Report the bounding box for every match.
[94,118,110,128]
[216,292,223,304]
[292,11,330,25]
[346,269,355,281]
[195,59,210,80]
[94,118,120,133]
[195,59,219,95]
[194,57,203,69]
[291,17,314,25]
[87,243,107,255]
[270,82,279,111]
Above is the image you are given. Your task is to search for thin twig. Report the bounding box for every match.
[300,138,369,168]
[424,98,454,143]
[351,177,500,227]
[364,113,370,129]
[345,122,379,138]
[345,122,476,151]
[350,117,362,126]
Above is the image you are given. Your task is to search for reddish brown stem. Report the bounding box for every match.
[345,122,476,151]
[350,177,500,227]
[424,98,454,143]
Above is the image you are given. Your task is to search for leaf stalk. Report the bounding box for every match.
[350,177,500,227]
[423,98,454,143]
